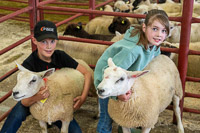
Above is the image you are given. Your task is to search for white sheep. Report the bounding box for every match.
[161,41,200,78]
[181,0,200,16]
[132,0,182,16]
[114,1,133,12]
[167,22,200,43]
[84,4,114,35]
[156,0,182,13]
[12,59,93,133]
[57,33,122,66]
[96,55,184,133]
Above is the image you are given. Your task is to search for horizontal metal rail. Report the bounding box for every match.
[40,5,183,22]
[0,67,18,82]
[0,6,33,23]
[2,0,27,4]
[0,90,12,104]
[59,36,113,45]
[0,107,13,122]
[0,35,32,55]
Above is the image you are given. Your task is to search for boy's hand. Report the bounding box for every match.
[21,86,50,107]
[117,90,132,102]
[73,96,85,111]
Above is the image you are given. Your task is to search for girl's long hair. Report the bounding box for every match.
[130,9,170,50]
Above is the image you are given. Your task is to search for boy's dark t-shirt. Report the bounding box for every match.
[22,50,78,72]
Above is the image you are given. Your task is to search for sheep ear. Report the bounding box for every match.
[108,58,116,67]
[99,7,103,11]
[78,22,82,26]
[115,31,121,36]
[15,61,29,72]
[121,20,125,24]
[128,70,149,79]
[77,22,82,29]
[39,68,55,78]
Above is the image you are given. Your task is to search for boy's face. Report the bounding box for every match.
[142,20,167,46]
[33,37,57,62]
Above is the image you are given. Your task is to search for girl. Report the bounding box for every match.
[94,9,170,133]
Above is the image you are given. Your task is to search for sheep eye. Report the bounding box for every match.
[29,78,37,84]
[115,77,124,84]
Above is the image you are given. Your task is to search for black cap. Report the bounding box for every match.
[34,20,58,42]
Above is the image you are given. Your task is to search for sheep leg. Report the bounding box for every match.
[141,127,151,133]
[39,120,47,133]
[173,95,184,133]
[61,121,70,133]
[122,127,131,133]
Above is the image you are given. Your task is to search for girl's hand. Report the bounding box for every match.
[117,90,132,102]
[73,96,85,111]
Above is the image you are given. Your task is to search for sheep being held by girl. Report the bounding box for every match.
[94,9,172,133]
[96,56,184,133]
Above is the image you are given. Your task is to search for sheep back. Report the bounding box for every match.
[85,17,113,35]
[108,55,183,128]
[30,68,84,124]
[57,39,109,66]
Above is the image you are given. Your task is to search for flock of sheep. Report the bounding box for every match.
[11,0,200,133]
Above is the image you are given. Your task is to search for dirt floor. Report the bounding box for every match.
[1,19,200,133]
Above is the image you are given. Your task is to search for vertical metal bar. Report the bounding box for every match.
[173,0,194,123]
[28,0,37,51]
[89,0,95,20]
[39,0,44,20]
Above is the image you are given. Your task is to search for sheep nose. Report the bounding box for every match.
[13,91,19,96]
[98,89,105,95]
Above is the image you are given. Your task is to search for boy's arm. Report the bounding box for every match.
[21,86,49,107]
[73,64,92,110]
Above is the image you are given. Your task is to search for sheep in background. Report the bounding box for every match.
[108,16,131,34]
[156,0,182,13]
[84,4,114,35]
[57,37,109,66]
[132,0,182,15]
[167,22,200,43]
[132,0,151,11]
[57,32,123,67]
[101,4,114,12]
[63,22,116,41]
[12,59,93,133]
[131,4,163,24]
[97,55,184,133]
[181,0,200,16]
[161,41,200,78]
[114,0,133,13]
[194,1,200,15]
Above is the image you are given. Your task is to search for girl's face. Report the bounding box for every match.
[32,37,57,62]
[142,20,168,46]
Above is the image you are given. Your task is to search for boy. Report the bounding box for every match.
[0,20,92,133]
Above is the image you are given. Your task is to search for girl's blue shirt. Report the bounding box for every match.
[94,26,161,89]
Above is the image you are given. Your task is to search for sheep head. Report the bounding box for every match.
[63,22,83,36]
[97,58,149,99]
[108,16,131,34]
[12,63,55,101]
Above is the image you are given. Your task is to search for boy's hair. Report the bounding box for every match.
[34,20,58,42]
[130,9,169,50]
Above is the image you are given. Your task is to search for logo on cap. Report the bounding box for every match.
[40,26,54,32]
